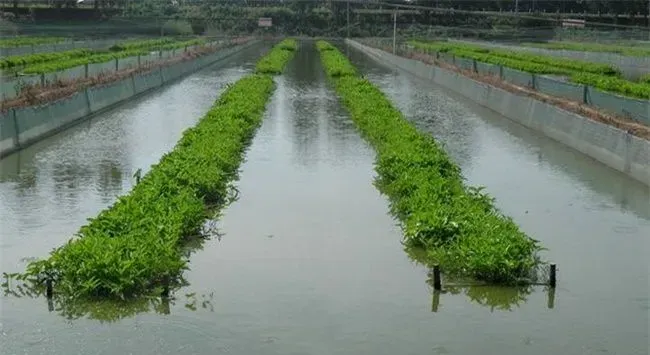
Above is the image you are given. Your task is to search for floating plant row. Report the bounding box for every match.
[317,40,543,284]
[255,38,298,74]
[15,39,297,300]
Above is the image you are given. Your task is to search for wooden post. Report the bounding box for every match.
[433,264,441,290]
[549,264,557,288]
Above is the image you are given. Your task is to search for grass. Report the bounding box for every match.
[14,40,295,300]
[255,38,298,74]
[408,40,650,100]
[317,40,543,284]
[0,36,65,47]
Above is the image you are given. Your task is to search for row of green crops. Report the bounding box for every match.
[408,40,650,100]
[255,38,298,74]
[20,39,214,75]
[108,38,176,51]
[0,36,65,48]
[408,40,619,76]
[317,41,542,284]
[0,49,94,69]
[316,41,357,77]
[1,38,197,71]
[16,40,296,300]
[571,72,650,100]
[521,41,650,57]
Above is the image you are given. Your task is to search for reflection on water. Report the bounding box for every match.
[428,285,557,313]
[2,228,215,322]
[2,274,217,323]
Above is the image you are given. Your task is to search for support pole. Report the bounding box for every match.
[433,264,441,291]
[45,278,53,299]
[549,264,557,288]
[346,1,350,39]
[431,290,440,312]
[392,10,397,55]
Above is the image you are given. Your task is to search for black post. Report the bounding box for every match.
[547,286,556,309]
[549,264,557,288]
[161,274,170,298]
[45,278,53,299]
[431,290,440,312]
[433,264,441,291]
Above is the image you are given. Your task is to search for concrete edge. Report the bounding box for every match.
[346,39,650,187]
[0,40,260,159]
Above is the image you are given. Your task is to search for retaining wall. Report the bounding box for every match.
[1,41,223,100]
[449,39,650,81]
[395,43,650,126]
[0,39,121,57]
[0,40,259,158]
[346,39,650,186]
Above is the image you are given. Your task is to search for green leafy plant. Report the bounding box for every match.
[0,36,65,47]
[407,40,650,100]
[317,41,543,284]
[571,72,650,100]
[0,49,94,69]
[409,40,620,76]
[21,38,210,75]
[15,43,295,300]
[521,41,650,57]
[639,74,650,85]
[317,41,356,77]
[255,38,298,74]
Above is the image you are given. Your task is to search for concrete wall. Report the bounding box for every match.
[1,44,218,100]
[346,39,650,187]
[450,39,650,81]
[398,43,650,126]
[0,40,259,158]
[0,39,120,57]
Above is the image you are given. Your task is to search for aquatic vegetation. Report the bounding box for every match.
[521,41,650,57]
[20,38,212,75]
[255,38,297,74]
[571,72,650,100]
[317,41,542,284]
[14,43,294,300]
[317,42,357,78]
[407,40,650,100]
[0,36,65,47]
[108,38,176,51]
[408,40,619,76]
[0,49,94,69]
